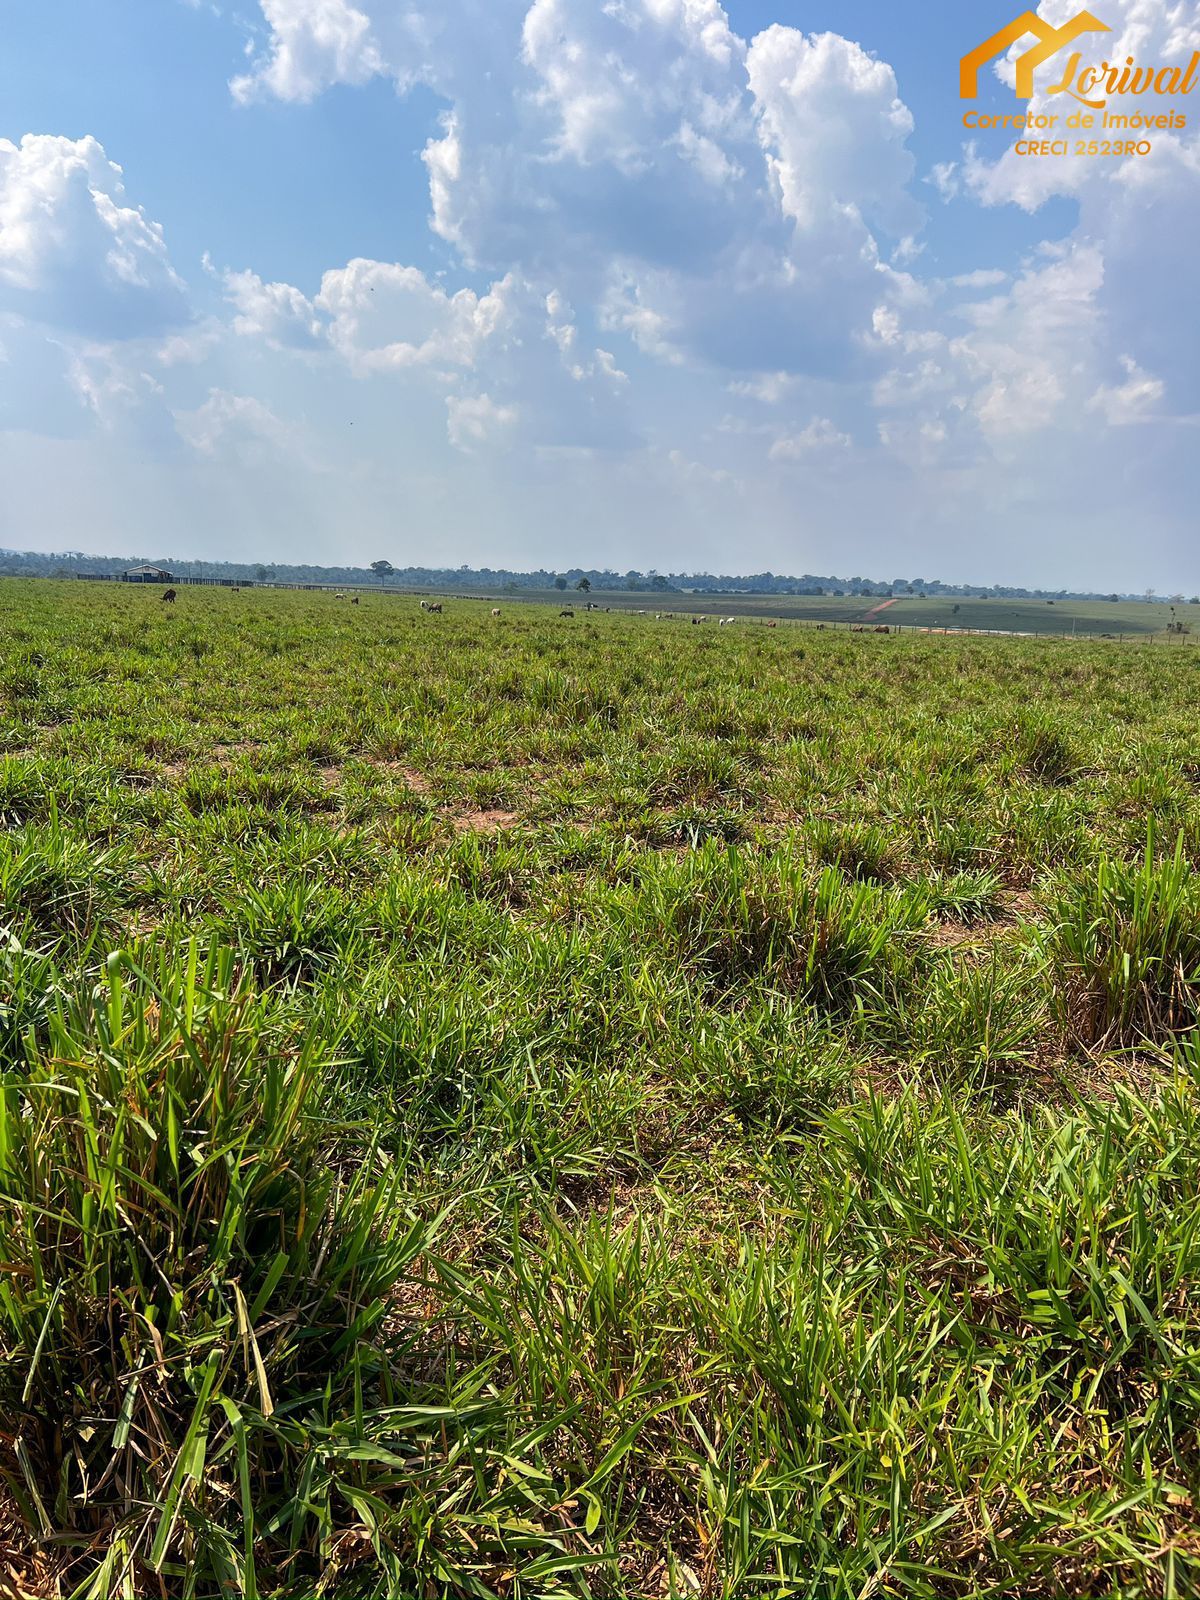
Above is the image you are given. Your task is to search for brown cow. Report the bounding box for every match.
[560,609,575,618]
[161,588,177,604]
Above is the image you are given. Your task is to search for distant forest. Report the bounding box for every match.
[0,546,1193,604]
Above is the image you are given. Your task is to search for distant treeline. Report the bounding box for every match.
[0,547,1191,604]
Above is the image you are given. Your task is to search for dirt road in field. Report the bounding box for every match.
[861,597,899,621]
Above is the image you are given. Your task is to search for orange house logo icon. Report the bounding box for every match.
[961,10,1110,98]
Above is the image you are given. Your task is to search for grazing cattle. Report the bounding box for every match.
[491,607,501,617]
[161,588,177,604]
[351,596,360,605]
[560,609,575,618]
[427,602,443,614]
[335,593,345,600]
[767,621,777,629]
[851,625,865,633]
[874,625,890,634]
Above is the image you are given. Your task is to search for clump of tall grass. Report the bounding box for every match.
[634,845,931,1012]
[0,945,426,1597]
[230,875,366,983]
[1043,833,1200,1049]
[0,811,131,941]
[925,866,1004,922]
[805,819,899,881]
[0,929,82,1059]
[896,953,1046,1087]
[1013,716,1078,785]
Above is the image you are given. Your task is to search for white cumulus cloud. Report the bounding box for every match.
[316,260,515,374]
[769,417,851,459]
[175,388,295,457]
[447,391,518,450]
[224,269,324,348]
[231,0,388,103]
[1088,355,1165,425]
[0,134,188,338]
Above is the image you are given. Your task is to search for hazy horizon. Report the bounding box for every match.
[6,542,1196,599]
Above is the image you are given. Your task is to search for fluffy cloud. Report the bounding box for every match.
[220,257,517,375]
[316,261,514,374]
[1088,355,1166,425]
[225,0,1197,417]
[769,417,851,459]
[214,256,632,453]
[959,242,1105,444]
[519,0,745,171]
[747,26,916,237]
[67,345,164,424]
[235,0,920,381]
[0,135,188,337]
[224,269,324,349]
[231,0,389,104]
[728,371,800,403]
[446,391,518,451]
[862,237,1112,475]
[174,388,296,458]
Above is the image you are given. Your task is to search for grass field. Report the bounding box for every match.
[2,579,1200,1599]
[481,589,1195,638]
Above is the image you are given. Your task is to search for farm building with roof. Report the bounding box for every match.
[123,565,174,583]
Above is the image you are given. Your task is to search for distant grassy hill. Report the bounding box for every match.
[868,595,1187,637]
[19,569,1194,639]
[505,588,1192,637]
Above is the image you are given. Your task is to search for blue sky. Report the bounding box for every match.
[1,0,1197,589]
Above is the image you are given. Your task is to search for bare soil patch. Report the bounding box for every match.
[454,808,520,833]
[364,758,432,794]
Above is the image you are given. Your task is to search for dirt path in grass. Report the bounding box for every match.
[862,597,899,621]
